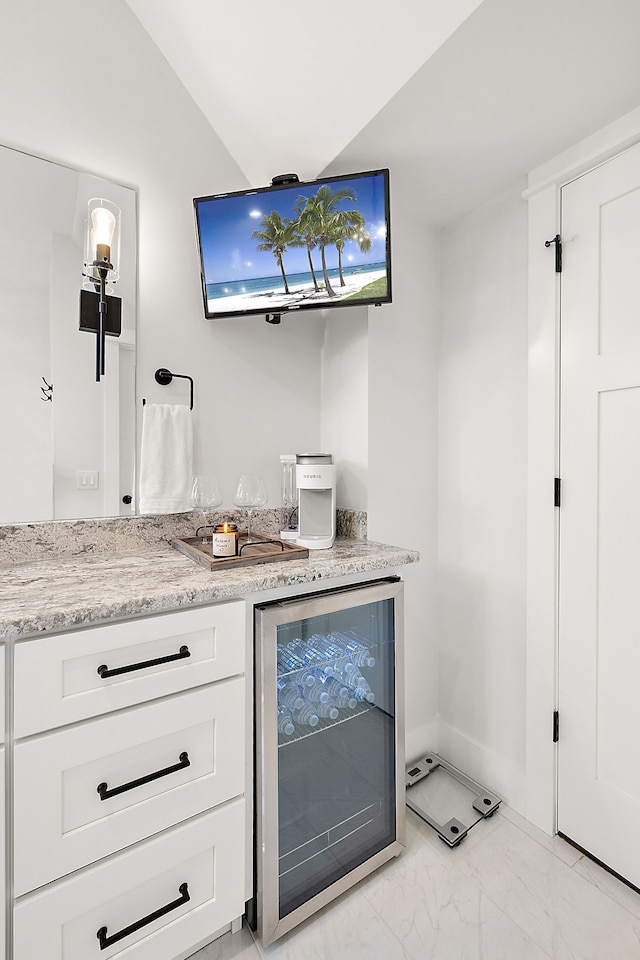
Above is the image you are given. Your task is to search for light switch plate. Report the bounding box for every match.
[76,470,99,489]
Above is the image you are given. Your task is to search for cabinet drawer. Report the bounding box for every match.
[0,749,4,960]
[14,602,245,737]
[14,679,244,896]
[14,799,245,960]
[0,645,4,742]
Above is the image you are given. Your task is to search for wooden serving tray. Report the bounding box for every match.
[171,533,309,571]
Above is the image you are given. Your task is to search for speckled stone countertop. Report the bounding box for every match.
[0,537,419,641]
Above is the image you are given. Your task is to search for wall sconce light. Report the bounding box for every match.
[81,198,122,382]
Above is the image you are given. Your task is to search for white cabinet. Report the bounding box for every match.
[0,746,4,960]
[11,603,247,960]
[0,642,4,740]
[1,644,5,960]
[13,799,245,960]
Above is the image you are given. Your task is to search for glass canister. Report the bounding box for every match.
[279,454,298,540]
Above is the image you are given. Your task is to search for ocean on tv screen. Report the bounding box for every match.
[206,263,388,314]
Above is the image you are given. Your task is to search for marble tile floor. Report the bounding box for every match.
[192,804,640,960]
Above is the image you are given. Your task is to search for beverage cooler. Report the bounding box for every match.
[253,577,405,945]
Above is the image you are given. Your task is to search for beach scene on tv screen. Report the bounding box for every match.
[197,173,389,316]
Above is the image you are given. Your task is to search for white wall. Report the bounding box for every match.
[368,195,441,763]
[438,183,529,808]
[0,0,325,513]
[321,309,369,510]
[314,153,442,761]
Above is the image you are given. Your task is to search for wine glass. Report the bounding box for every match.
[233,474,267,542]
[191,475,222,541]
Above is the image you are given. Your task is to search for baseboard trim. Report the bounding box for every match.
[436,718,526,815]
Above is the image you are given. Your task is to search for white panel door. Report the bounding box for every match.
[559,140,640,886]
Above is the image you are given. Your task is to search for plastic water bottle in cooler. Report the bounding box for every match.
[277,707,295,736]
[328,659,360,683]
[319,676,350,700]
[344,641,375,669]
[291,704,319,727]
[330,694,358,710]
[302,679,330,703]
[288,637,318,665]
[349,672,376,704]
[276,644,316,683]
[277,679,305,710]
[294,668,321,688]
[331,663,376,703]
[277,643,309,673]
[314,702,340,720]
[316,661,340,680]
[329,631,376,668]
[307,633,344,662]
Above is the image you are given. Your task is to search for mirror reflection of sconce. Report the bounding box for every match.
[80,198,122,382]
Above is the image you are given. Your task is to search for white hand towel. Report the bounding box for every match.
[138,403,194,514]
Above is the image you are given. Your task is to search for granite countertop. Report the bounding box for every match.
[0,537,419,640]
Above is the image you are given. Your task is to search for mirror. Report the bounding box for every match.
[0,145,137,524]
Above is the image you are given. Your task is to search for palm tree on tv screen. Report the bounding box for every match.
[250,211,299,295]
[302,184,363,298]
[293,197,321,292]
[334,218,372,287]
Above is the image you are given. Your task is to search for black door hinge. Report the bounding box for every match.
[553,711,559,743]
[554,478,561,507]
[545,234,562,272]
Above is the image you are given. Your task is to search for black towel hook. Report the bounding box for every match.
[40,377,54,402]
[153,367,194,409]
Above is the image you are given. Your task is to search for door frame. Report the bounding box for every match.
[524,106,640,836]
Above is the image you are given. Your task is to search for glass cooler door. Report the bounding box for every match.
[254,577,405,945]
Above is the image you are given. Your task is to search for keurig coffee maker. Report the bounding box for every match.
[295,453,336,549]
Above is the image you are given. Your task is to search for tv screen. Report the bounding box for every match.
[194,169,391,320]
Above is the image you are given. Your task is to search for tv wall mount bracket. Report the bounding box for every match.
[271,173,299,186]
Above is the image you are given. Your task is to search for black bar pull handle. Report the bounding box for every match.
[97,644,191,679]
[97,882,190,950]
[97,751,190,801]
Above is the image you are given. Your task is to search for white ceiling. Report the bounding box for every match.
[124,0,484,185]
[126,0,640,225]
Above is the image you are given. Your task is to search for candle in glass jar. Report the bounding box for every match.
[211,521,238,557]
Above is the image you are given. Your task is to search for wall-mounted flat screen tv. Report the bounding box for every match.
[193,168,391,320]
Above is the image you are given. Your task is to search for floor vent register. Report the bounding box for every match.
[405,753,501,847]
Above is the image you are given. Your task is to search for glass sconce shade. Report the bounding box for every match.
[83,198,121,288]
[81,197,122,381]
